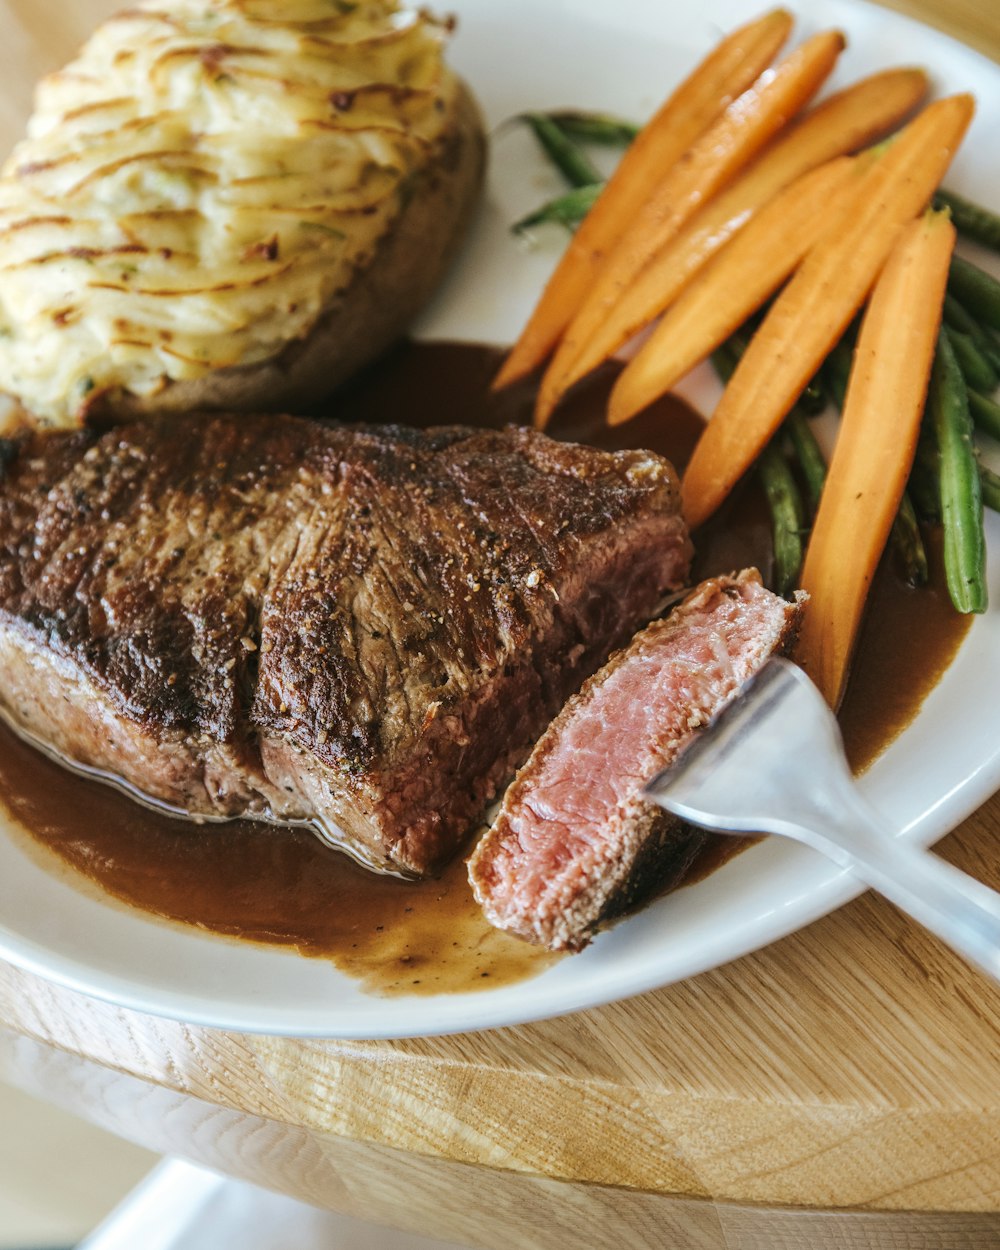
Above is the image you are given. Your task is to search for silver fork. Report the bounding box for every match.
[644,657,1000,981]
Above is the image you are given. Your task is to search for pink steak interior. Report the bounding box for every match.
[478,572,801,932]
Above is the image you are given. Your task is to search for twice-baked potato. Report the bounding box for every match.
[0,0,485,428]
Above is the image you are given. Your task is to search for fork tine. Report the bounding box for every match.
[645,658,1000,983]
[643,658,849,834]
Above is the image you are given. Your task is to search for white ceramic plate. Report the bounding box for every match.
[1,0,999,1038]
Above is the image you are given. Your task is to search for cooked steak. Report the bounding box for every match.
[469,571,804,948]
[0,413,691,875]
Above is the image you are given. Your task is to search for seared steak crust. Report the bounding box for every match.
[0,414,691,874]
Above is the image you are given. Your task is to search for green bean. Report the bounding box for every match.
[933,188,1000,254]
[785,411,826,511]
[710,344,738,385]
[725,329,752,360]
[821,336,853,410]
[943,293,1000,375]
[545,110,640,147]
[979,462,1000,513]
[948,254,1000,332]
[969,389,1000,442]
[513,183,602,234]
[519,113,602,189]
[711,344,806,596]
[890,493,929,588]
[756,440,807,599]
[797,374,828,415]
[928,330,988,613]
[946,325,998,394]
[908,433,942,523]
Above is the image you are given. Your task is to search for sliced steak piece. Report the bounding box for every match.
[0,414,691,875]
[469,570,805,949]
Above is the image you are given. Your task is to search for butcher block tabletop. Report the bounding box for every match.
[3,2,1000,1248]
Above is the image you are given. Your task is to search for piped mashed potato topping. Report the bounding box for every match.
[0,0,459,426]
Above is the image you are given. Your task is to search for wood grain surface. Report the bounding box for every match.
[1,2,1000,1248]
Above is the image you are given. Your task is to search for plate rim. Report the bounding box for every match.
[0,0,998,1039]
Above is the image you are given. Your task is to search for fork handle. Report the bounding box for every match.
[805,792,1000,980]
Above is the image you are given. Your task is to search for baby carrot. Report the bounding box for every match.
[609,155,860,425]
[492,8,794,391]
[796,211,956,707]
[534,28,845,427]
[681,94,974,529]
[563,67,929,409]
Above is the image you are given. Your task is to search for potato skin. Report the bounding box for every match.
[87,80,486,421]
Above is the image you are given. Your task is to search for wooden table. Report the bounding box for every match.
[2,3,1000,1248]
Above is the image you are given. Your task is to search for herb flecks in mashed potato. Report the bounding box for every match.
[0,0,458,426]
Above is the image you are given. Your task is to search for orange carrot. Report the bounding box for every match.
[680,93,974,529]
[492,7,794,392]
[534,29,846,428]
[608,156,862,425]
[566,67,930,406]
[796,211,955,708]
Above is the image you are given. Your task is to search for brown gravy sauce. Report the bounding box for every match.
[0,341,970,990]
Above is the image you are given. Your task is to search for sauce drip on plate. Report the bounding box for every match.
[0,342,970,990]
